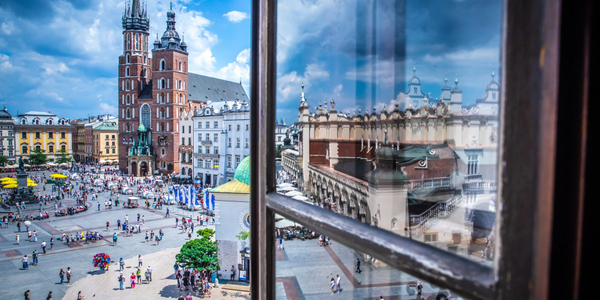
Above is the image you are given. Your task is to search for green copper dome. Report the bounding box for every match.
[233,156,250,185]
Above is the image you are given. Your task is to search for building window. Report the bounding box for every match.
[198,122,202,129]
[214,121,219,128]
[106,141,109,146]
[245,138,249,148]
[213,134,218,143]
[467,154,479,175]
[236,138,240,148]
[197,159,203,168]
[228,138,232,148]
[112,135,115,139]
[22,132,27,139]
[198,145,202,154]
[205,133,210,141]
[141,104,151,128]
[227,156,232,167]
[188,137,191,145]
[277,136,282,142]
[126,54,130,64]
[246,124,249,131]
[229,125,232,131]
[112,149,115,154]
[237,124,241,131]
[35,132,40,139]
[181,137,185,145]
[214,147,219,155]
[48,145,54,153]
[197,133,201,142]
[61,132,66,139]
[206,121,210,129]
[204,160,210,169]
[126,67,130,77]
[160,59,166,71]
[235,156,240,167]
[22,145,28,154]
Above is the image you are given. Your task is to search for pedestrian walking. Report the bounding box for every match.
[355,257,362,273]
[138,255,143,267]
[41,241,47,254]
[145,231,149,243]
[120,258,125,270]
[147,265,153,281]
[46,291,52,300]
[113,233,118,246]
[32,250,38,265]
[50,238,54,250]
[417,280,423,296]
[118,272,125,290]
[106,221,110,231]
[22,255,28,269]
[24,290,31,300]
[77,291,83,300]
[66,267,72,283]
[59,269,65,283]
[336,274,342,293]
[16,233,20,245]
[166,207,170,217]
[17,221,21,232]
[330,277,336,294]
[136,268,142,284]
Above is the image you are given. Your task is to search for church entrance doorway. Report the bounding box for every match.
[140,162,148,177]
[131,162,138,177]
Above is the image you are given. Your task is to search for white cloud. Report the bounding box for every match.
[278,63,329,102]
[41,62,69,75]
[206,48,251,94]
[423,48,498,64]
[100,103,117,114]
[1,21,16,35]
[223,11,249,23]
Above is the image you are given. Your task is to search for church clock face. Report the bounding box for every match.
[239,209,250,230]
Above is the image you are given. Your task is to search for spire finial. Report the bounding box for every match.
[454,74,459,86]
[412,65,416,75]
[170,1,173,10]
[491,70,495,80]
[301,83,304,90]
[444,74,448,85]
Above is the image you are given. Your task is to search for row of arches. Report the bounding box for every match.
[157,59,186,72]
[308,169,372,225]
[125,33,148,52]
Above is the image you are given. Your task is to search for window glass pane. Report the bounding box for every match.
[275,229,470,299]
[275,0,501,265]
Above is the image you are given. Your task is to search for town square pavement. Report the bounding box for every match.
[0,170,231,300]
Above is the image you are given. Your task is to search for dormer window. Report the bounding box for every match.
[20,118,27,125]
[47,119,53,125]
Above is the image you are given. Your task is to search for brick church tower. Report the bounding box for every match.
[150,2,189,174]
[118,0,152,174]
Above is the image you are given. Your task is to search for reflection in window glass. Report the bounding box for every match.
[275,3,501,295]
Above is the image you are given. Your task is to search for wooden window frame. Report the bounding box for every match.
[249,0,593,299]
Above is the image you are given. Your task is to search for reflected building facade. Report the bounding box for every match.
[292,69,499,253]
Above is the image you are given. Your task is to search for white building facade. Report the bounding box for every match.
[193,101,250,187]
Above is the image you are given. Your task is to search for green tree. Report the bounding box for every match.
[175,228,219,271]
[0,156,8,166]
[275,144,282,158]
[29,148,48,166]
[236,231,250,241]
[55,149,73,164]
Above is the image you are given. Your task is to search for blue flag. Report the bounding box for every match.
[192,186,199,206]
[172,185,179,202]
[204,191,210,210]
[211,194,215,210]
[183,186,189,205]
[178,186,184,203]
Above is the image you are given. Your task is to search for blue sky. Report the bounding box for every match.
[275,0,502,123]
[0,0,251,119]
[0,0,501,124]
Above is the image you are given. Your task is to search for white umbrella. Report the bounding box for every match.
[285,191,303,197]
[278,183,294,188]
[292,195,308,201]
[24,221,31,226]
[279,186,296,191]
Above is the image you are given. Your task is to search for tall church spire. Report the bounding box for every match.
[122,0,150,32]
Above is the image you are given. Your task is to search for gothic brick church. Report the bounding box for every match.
[118,0,248,176]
